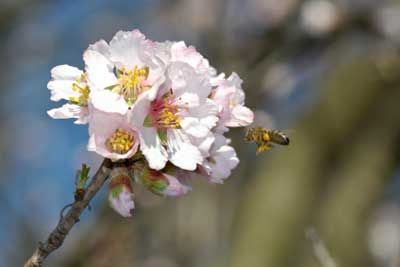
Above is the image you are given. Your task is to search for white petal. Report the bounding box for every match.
[50,65,82,80]
[205,134,240,183]
[88,39,110,58]
[167,130,203,171]
[170,41,215,77]
[225,106,254,127]
[190,133,215,157]
[140,74,165,102]
[174,92,200,107]
[90,90,128,115]
[180,117,210,138]
[47,80,76,102]
[73,108,89,124]
[48,65,83,102]
[47,103,81,120]
[130,96,151,126]
[139,127,168,170]
[109,30,146,68]
[180,99,218,137]
[84,49,117,90]
[210,145,239,183]
[167,62,211,99]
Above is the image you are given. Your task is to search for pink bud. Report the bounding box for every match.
[108,167,135,217]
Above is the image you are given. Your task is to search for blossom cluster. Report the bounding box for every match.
[48,30,254,217]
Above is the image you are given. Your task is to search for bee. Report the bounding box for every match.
[245,127,290,154]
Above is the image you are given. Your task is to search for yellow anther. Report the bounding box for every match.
[157,103,181,129]
[106,128,135,154]
[69,74,89,106]
[117,66,150,105]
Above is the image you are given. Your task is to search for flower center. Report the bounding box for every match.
[106,128,135,154]
[146,91,181,129]
[116,66,150,106]
[69,74,89,107]
[157,104,181,129]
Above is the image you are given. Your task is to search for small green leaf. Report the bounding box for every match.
[76,164,90,189]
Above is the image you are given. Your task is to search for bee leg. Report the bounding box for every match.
[256,143,274,154]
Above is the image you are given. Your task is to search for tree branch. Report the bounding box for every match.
[24,158,113,267]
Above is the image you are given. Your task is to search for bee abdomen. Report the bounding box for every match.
[269,130,290,145]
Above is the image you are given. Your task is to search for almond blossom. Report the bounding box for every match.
[84,30,167,115]
[47,65,89,124]
[211,72,254,132]
[131,61,218,171]
[46,29,255,217]
[87,104,140,161]
[201,134,239,184]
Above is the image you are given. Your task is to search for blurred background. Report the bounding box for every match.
[1,0,400,266]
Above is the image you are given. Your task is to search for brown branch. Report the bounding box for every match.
[24,158,113,267]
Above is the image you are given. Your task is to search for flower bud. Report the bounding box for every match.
[108,167,135,217]
[133,162,190,197]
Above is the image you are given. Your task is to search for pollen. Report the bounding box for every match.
[106,128,135,154]
[69,74,89,107]
[262,132,271,142]
[157,106,181,129]
[117,66,150,106]
[155,92,181,129]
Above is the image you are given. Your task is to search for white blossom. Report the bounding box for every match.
[212,72,254,132]
[47,29,256,208]
[202,134,239,184]
[132,62,218,171]
[47,65,89,124]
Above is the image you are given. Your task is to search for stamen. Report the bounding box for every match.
[117,66,150,105]
[69,74,89,107]
[106,128,135,154]
[144,91,181,129]
[157,92,181,129]
[157,107,181,129]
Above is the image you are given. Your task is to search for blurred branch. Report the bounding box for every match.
[306,228,337,267]
[24,159,112,267]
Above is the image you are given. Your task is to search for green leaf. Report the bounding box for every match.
[75,164,90,189]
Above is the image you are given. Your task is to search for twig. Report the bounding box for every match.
[306,227,338,267]
[24,158,113,267]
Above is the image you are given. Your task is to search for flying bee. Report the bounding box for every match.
[245,127,290,154]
